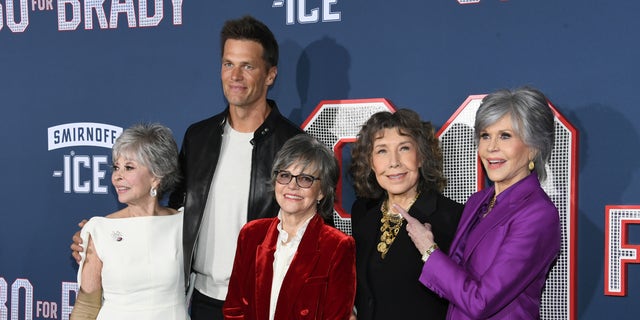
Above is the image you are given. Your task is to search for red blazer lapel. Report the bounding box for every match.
[255,219,279,319]
[273,214,323,319]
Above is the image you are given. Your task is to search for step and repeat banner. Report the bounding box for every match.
[2,1,639,319]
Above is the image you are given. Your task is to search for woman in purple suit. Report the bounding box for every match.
[400,87,561,319]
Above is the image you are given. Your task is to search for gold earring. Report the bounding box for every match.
[528,160,535,171]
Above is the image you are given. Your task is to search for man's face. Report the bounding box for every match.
[221,39,277,110]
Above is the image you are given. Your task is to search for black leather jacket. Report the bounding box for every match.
[168,100,304,285]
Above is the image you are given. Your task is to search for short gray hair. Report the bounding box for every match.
[271,134,339,220]
[474,87,555,181]
[112,123,180,198]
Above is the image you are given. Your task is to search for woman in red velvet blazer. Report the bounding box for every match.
[223,134,356,320]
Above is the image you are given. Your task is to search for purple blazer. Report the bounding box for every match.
[419,174,560,319]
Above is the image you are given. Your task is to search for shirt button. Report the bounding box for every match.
[300,309,309,316]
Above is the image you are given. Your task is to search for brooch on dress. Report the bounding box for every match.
[111,231,124,242]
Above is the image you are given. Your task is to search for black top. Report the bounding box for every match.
[351,191,463,320]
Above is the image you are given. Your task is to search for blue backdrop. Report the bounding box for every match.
[1,1,639,319]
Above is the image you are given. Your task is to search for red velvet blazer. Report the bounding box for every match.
[223,214,356,320]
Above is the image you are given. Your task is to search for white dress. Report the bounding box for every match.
[77,210,189,320]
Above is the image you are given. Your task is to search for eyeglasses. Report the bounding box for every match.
[274,170,320,189]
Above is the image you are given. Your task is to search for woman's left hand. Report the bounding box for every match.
[393,203,435,255]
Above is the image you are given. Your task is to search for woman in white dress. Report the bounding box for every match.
[70,123,187,320]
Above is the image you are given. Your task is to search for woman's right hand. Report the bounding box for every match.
[70,219,88,263]
[394,204,435,255]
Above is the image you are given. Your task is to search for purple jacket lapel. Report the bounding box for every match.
[448,187,494,262]
[451,174,542,263]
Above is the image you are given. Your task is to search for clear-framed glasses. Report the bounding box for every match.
[274,170,320,189]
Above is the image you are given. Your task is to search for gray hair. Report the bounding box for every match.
[474,87,555,181]
[271,134,339,220]
[112,123,180,198]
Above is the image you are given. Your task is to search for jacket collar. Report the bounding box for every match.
[458,173,541,258]
[408,190,440,223]
[254,214,325,317]
[360,191,440,230]
[218,99,285,144]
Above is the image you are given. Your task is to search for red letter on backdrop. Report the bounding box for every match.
[605,205,640,296]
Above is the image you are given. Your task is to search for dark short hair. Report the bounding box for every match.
[220,15,279,69]
[350,109,446,199]
[271,134,339,220]
[475,86,555,181]
[112,123,180,198]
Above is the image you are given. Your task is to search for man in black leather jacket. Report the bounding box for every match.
[69,16,303,319]
[168,16,303,320]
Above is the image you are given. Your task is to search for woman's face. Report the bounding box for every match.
[370,128,421,198]
[478,114,534,194]
[274,162,324,218]
[111,155,158,205]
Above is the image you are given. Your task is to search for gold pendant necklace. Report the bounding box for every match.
[377,192,420,259]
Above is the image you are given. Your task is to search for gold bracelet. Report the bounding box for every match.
[421,243,439,262]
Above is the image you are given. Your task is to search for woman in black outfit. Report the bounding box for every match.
[349,109,463,320]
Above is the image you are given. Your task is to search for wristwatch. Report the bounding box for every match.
[421,243,439,262]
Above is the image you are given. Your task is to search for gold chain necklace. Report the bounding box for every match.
[482,194,497,218]
[377,192,420,259]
